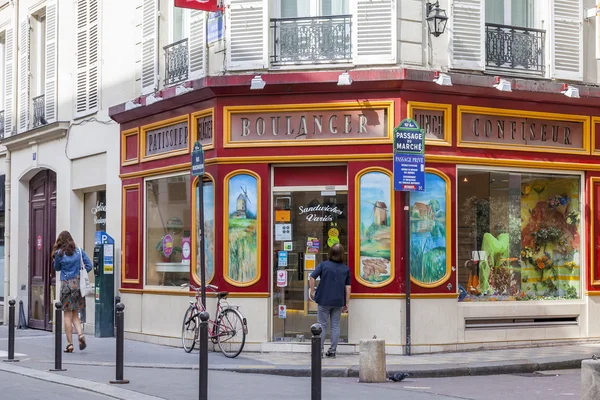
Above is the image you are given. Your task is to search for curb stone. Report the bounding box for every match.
[0,362,165,400]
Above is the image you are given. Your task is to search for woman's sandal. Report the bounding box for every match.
[64,343,74,353]
[79,334,87,351]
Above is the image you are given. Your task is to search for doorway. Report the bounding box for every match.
[272,189,349,342]
[28,169,56,330]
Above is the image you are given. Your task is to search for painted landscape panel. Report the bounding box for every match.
[358,171,392,286]
[410,173,447,285]
[227,173,258,284]
[196,181,215,282]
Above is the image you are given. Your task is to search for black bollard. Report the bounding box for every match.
[199,311,209,400]
[311,323,322,400]
[113,296,121,337]
[3,299,18,362]
[17,300,26,329]
[50,302,66,371]
[109,303,129,384]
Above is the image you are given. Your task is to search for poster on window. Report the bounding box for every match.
[226,173,259,285]
[357,170,393,287]
[410,172,449,287]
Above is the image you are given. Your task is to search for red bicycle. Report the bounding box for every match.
[181,283,247,358]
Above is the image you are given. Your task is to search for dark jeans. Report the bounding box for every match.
[317,305,342,353]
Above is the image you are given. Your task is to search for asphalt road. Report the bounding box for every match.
[0,367,581,400]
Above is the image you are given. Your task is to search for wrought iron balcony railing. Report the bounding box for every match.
[164,38,189,86]
[0,110,4,139]
[270,15,352,65]
[485,23,545,76]
[32,95,46,128]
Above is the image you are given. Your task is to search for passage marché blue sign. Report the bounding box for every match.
[394,118,424,155]
[393,118,425,192]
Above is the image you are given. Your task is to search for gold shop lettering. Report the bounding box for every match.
[145,121,189,156]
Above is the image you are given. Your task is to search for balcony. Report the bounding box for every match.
[164,38,189,86]
[32,95,46,128]
[270,15,352,65]
[485,23,545,77]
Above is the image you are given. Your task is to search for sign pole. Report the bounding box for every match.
[405,191,411,356]
[393,118,425,357]
[192,141,207,309]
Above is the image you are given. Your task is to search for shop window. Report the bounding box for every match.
[458,169,581,302]
[194,177,215,284]
[145,174,191,287]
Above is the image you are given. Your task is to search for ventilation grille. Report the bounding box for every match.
[465,315,578,330]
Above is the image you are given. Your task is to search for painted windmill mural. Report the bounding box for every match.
[227,175,259,284]
[358,171,392,286]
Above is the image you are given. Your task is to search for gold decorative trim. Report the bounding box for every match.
[407,101,452,147]
[223,101,394,148]
[591,177,600,285]
[426,154,600,171]
[119,163,191,179]
[593,117,600,156]
[122,184,142,285]
[140,115,191,162]
[121,128,139,166]
[585,291,600,296]
[350,293,406,299]
[410,168,452,289]
[354,167,395,288]
[457,105,591,155]
[191,173,216,287]
[191,108,215,151]
[411,293,459,299]
[119,288,270,298]
[223,170,262,288]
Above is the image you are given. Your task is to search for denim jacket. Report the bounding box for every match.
[53,248,93,281]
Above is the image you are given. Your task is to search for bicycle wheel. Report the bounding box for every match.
[182,305,199,353]
[216,308,246,358]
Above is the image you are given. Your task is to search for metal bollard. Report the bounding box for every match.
[3,299,17,362]
[114,296,121,336]
[17,300,26,330]
[199,311,209,400]
[311,323,322,400]
[109,303,129,384]
[50,302,66,371]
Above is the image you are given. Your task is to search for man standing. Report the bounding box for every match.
[309,243,351,358]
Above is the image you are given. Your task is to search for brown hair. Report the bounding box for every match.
[328,243,344,263]
[52,230,76,258]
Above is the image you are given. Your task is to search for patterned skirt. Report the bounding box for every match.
[60,278,86,311]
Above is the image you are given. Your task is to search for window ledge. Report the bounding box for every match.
[269,62,354,71]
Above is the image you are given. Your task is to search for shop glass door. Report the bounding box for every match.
[272,189,349,342]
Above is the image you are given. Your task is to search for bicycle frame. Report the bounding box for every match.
[188,286,247,340]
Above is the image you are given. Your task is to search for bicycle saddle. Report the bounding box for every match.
[216,291,229,299]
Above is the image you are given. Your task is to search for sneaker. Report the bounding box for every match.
[325,350,336,359]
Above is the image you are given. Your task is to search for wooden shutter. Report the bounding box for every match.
[75,0,99,117]
[18,17,30,133]
[352,0,397,65]
[141,0,158,94]
[449,0,484,70]
[45,0,58,122]
[226,0,268,71]
[551,0,583,81]
[188,10,206,80]
[4,26,14,136]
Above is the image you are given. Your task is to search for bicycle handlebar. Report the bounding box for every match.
[186,283,218,292]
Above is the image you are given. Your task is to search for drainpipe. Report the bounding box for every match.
[3,150,10,323]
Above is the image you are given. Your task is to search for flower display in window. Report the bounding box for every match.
[566,211,580,226]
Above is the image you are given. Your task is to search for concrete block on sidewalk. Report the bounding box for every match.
[581,359,600,400]
[358,339,386,383]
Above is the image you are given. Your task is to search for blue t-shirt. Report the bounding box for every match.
[310,260,350,307]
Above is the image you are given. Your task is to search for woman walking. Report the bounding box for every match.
[52,231,93,352]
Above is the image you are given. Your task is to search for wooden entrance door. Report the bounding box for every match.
[28,170,57,330]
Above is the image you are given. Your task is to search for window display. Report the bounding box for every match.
[145,174,191,287]
[457,170,581,301]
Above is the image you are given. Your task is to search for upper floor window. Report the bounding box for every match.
[279,0,349,18]
[485,0,534,28]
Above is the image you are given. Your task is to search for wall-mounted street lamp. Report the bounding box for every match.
[426,1,448,37]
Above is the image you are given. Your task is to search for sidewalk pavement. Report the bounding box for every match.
[0,326,598,379]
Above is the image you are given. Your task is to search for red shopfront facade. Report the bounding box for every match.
[111,70,600,353]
